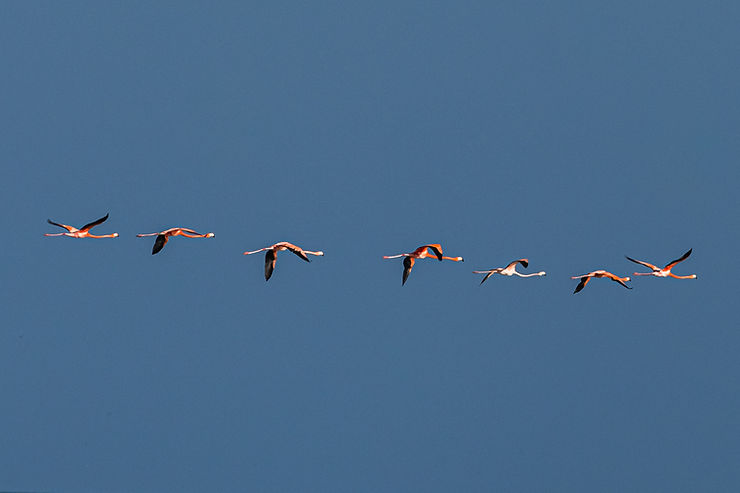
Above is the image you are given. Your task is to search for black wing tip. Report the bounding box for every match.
[573,278,586,294]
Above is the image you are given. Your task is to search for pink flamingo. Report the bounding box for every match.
[473,258,546,285]
[136,227,215,254]
[243,242,324,281]
[45,213,118,238]
[571,270,632,294]
[625,248,697,279]
[383,244,464,285]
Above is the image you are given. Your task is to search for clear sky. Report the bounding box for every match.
[2,2,739,491]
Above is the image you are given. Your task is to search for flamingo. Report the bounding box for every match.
[45,213,118,238]
[136,227,215,254]
[571,270,632,294]
[383,244,464,285]
[625,248,697,279]
[472,259,546,285]
[243,242,324,281]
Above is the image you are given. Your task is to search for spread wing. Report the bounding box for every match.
[152,234,168,255]
[573,276,590,294]
[664,248,692,270]
[47,219,76,232]
[265,249,277,281]
[402,256,415,285]
[611,277,633,289]
[479,271,495,285]
[625,255,658,271]
[79,213,109,232]
[507,259,528,270]
[283,243,310,262]
[424,244,444,261]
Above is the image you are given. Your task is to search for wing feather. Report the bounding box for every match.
[625,255,658,271]
[665,248,692,270]
[402,256,414,285]
[265,249,277,281]
[79,213,109,232]
[47,219,75,232]
[425,244,443,261]
[152,235,168,255]
[573,277,589,294]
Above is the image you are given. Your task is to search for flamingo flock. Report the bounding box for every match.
[44,214,698,290]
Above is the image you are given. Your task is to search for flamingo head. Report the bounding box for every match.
[315,251,325,256]
[624,276,631,282]
[455,257,464,262]
[112,233,119,237]
[206,232,215,238]
[538,271,547,276]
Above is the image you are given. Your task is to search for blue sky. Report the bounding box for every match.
[1,2,739,491]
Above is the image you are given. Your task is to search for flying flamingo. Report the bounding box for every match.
[243,242,324,281]
[44,213,118,238]
[571,270,632,294]
[472,258,546,285]
[625,248,697,279]
[383,244,464,285]
[136,227,215,254]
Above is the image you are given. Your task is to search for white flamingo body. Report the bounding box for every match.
[472,258,546,285]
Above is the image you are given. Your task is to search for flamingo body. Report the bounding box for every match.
[45,213,118,238]
[383,244,464,285]
[473,258,546,285]
[136,227,215,254]
[243,241,324,281]
[625,248,697,279]
[571,270,632,294]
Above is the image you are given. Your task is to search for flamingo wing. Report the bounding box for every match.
[611,277,633,290]
[402,256,415,285]
[264,249,277,281]
[625,255,658,271]
[507,259,528,270]
[664,248,692,270]
[479,270,496,285]
[425,244,444,261]
[573,276,590,294]
[47,219,76,232]
[283,243,311,262]
[79,213,109,232]
[152,234,168,255]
